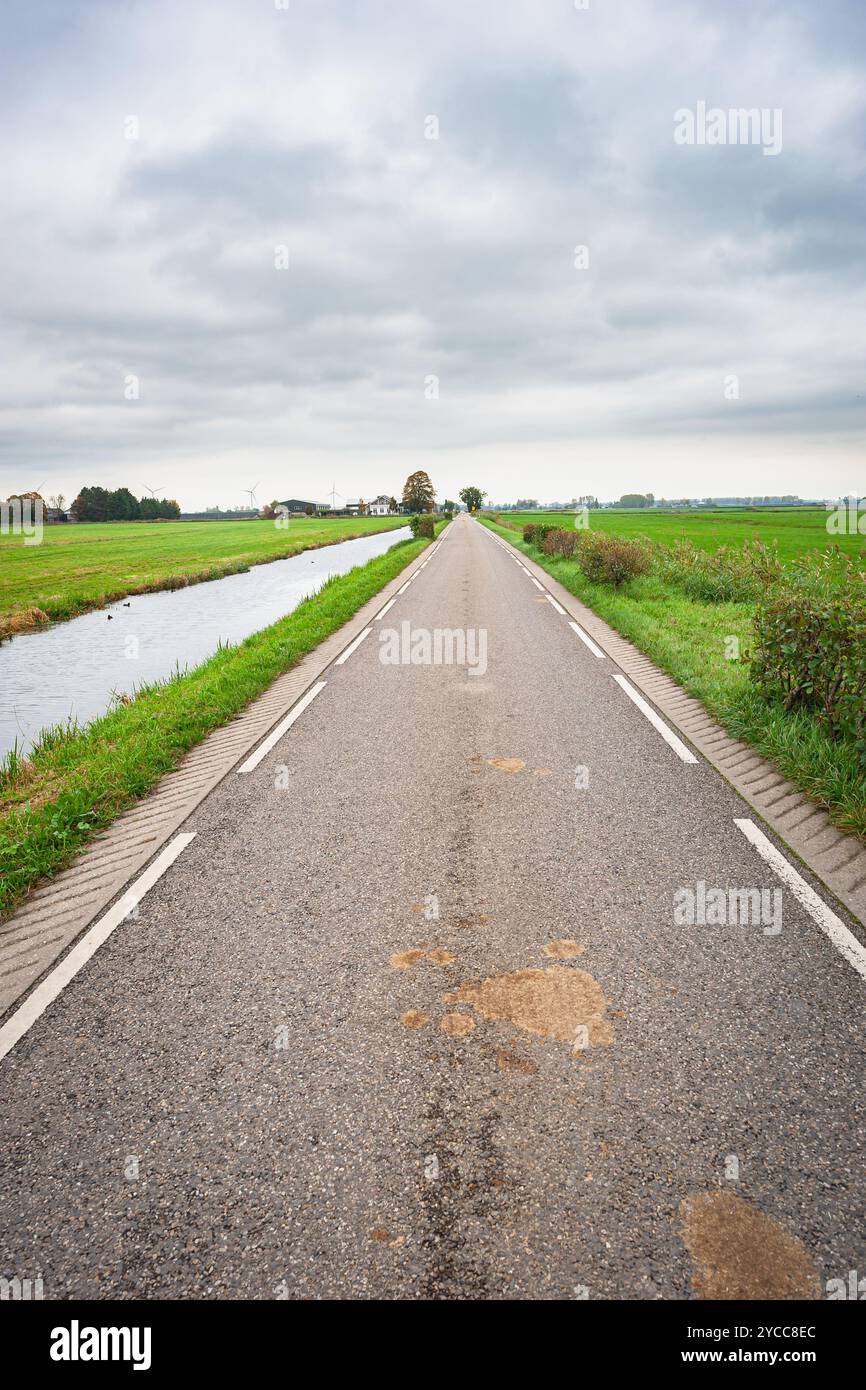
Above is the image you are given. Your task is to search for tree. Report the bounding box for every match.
[358,498,367,515]
[49,493,66,511]
[402,470,435,513]
[107,487,140,521]
[70,486,110,522]
[388,497,399,513]
[459,485,486,513]
[617,493,651,509]
[441,499,456,514]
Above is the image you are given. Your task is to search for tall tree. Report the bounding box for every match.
[402,470,435,513]
[459,485,486,512]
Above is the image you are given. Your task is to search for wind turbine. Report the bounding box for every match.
[243,483,261,512]
[143,483,163,498]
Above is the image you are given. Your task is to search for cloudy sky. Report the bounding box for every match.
[1,0,864,509]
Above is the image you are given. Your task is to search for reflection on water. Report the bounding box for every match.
[0,527,410,758]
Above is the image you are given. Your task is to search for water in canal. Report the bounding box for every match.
[0,527,411,759]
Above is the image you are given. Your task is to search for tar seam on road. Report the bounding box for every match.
[736,819,866,983]
[0,833,197,1064]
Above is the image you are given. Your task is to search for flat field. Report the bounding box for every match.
[0,515,407,634]
[503,507,864,565]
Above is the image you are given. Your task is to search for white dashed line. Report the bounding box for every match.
[334,627,372,666]
[568,621,606,659]
[237,680,328,772]
[376,598,397,620]
[735,818,866,983]
[529,576,544,591]
[0,833,197,1064]
[612,674,698,764]
[546,594,566,616]
[397,579,412,593]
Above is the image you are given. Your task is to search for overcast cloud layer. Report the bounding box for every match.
[1,0,864,509]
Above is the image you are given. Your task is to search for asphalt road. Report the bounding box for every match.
[1,513,865,1300]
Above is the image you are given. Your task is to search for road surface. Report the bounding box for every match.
[1,514,865,1300]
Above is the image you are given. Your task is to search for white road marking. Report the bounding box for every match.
[546,594,566,615]
[376,597,397,620]
[237,680,328,772]
[612,674,699,764]
[419,561,429,569]
[334,627,372,666]
[530,577,544,591]
[397,579,412,593]
[568,621,606,659]
[735,818,866,983]
[0,833,197,1065]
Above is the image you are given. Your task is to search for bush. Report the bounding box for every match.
[409,514,435,539]
[751,552,866,759]
[575,532,651,588]
[542,528,577,558]
[523,523,555,546]
[653,538,782,603]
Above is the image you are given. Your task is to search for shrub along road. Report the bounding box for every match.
[0,514,865,1299]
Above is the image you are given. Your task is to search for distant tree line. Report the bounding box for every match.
[70,487,181,522]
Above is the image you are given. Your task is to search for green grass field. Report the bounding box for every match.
[481,515,866,842]
[0,514,407,636]
[502,508,864,565]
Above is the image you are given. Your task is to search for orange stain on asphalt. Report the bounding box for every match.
[427,948,456,966]
[391,950,426,970]
[444,966,614,1047]
[542,939,585,959]
[680,1192,820,1300]
[440,1012,475,1036]
[495,1044,539,1075]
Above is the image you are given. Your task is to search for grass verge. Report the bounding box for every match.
[480,517,866,842]
[0,530,439,917]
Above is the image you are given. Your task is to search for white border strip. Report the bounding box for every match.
[735,819,866,983]
[530,576,544,591]
[376,597,396,620]
[546,594,566,616]
[237,680,327,772]
[334,627,372,666]
[568,621,606,659]
[613,674,698,764]
[0,833,197,1064]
